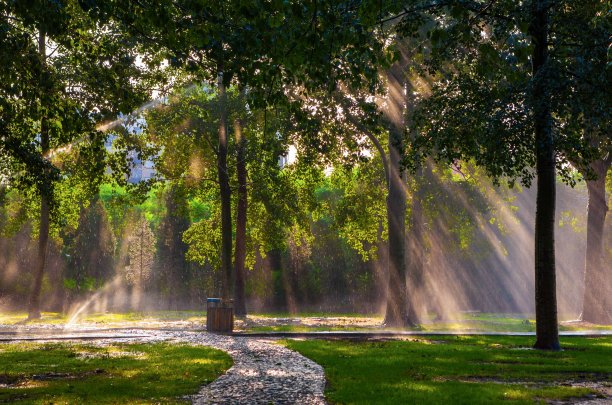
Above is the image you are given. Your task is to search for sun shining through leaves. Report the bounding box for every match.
[0,2,610,404]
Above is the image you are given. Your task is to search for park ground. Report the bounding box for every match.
[0,311,610,404]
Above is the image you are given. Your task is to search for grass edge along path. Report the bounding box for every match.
[0,341,232,404]
[284,335,612,404]
[1,311,611,333]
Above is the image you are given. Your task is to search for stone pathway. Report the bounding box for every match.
[176,333,326,404]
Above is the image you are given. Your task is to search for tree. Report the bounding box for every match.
[306,80,419,326]
[65,198,115,308]
[581,156,611,324]
[233,94,248,315]
[1,0,155,319]
[382,58,412,327]
[529,0,559,350]
[156,183,191,310]
[551,1,611,324]
[125,215,155,309]
[395,0,607,348]
[107,0,388,315]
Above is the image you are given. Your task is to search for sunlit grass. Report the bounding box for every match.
[284,336,612,404]
[0,311,206,326]
[0,312,68,325]
[245,312,612,333]
[251,312,376,318]
[248,325,368,332]
[1,311,610,332]
[78,311,206,324]
[0,342,232,404]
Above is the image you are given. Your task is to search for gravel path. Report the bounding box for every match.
[178,333,326,404]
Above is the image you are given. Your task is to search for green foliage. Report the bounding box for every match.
[183,205,221,269]
[323,160,387,261]
[0,189,31,238]
[0,0,158,201]
[400,1,608,186]
[189,197,212,223]
[129,0,382,97]
[64,199,116,297]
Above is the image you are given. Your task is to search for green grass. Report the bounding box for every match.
[0,311,206,325]
[246,312,612,333]
[0,342,232,404]
[425,313,537,333]
[250,312,374,318]
[77,311,206,324]
[0,312,68,325]
[284,336,612,404]
[248,325,370,333]
[1,311,610,332]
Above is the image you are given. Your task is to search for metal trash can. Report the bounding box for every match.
[206,298,233,333]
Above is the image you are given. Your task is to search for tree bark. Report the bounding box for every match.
[531,0,560,350]
[383,62,412,327]
[28,28,49,320]
[233,115,248,316]
[384,125,411,327]
[217,70,233,302]
[407,165,425,324]
[581,159,611,324]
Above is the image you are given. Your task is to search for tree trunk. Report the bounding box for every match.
[217,70,233,301]
[382,57,418,327]
[383,63,408,326]
[28,28,49,320]
[531,0,560,350]
[407,165,425,324]
[384,127,410,327]
[233,115,248,316]
[374,222,389,313]
[581,160,611,324]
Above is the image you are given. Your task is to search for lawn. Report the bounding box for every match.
[1,311,610,332]
[0,342,232,404]
[284,336,612,404]
[245,312,612,333]
[0,311,207,327]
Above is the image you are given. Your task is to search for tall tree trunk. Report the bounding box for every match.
[363,133,390,314]
[233,115,248,316]
[581,159,611,324]
[28,28,49,320]
[383,61,412,327]
[531,0,560,350]
[384,126,410,327]
[407,165,425,323]
[217,70,233,301]
[351,100,416,325]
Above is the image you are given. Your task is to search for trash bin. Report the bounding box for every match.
[206,298,233,333]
